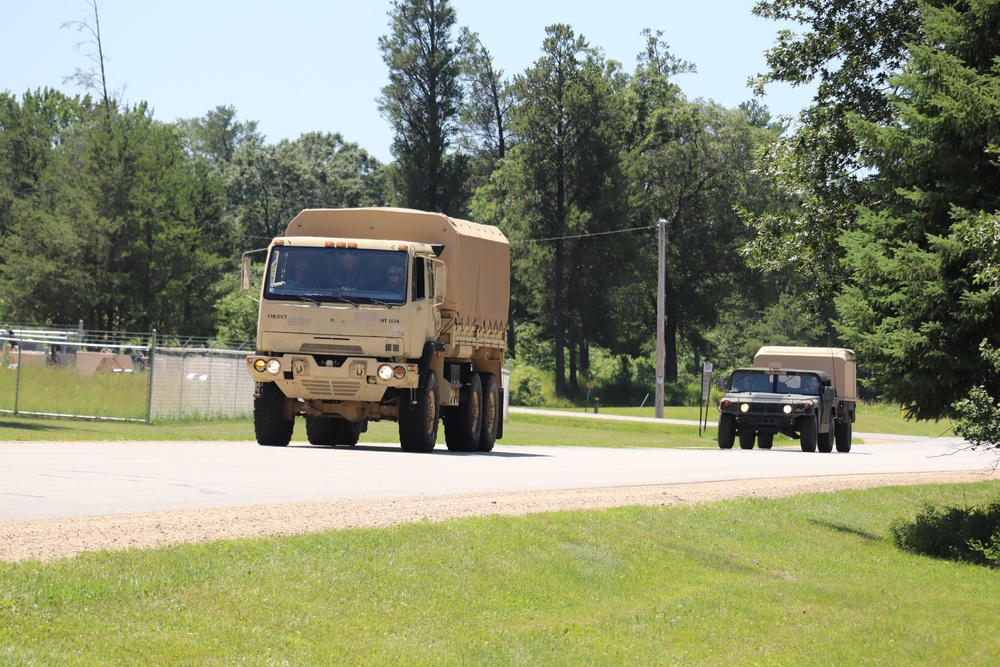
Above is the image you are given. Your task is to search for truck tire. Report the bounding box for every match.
[757,432,774,449]
[306,416,337,446]
[718,413,736,449]
[444,373,482,452]
[835,420,853,453]
[399,370,440,453]
[254,382,293,447]
[817,430,834,453]
[306,417,362,447]
[739,430,756,450]
[799,415,818,452]
[478,372,499,452]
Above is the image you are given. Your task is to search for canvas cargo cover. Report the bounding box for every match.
[284,208,510,328]
[754,346,857,400]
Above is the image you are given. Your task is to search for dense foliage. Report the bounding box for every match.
[11,0,1000,420]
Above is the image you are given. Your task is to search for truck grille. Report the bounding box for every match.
[751,403,787,414]
[301,379,362,399]
[300,343,364,355]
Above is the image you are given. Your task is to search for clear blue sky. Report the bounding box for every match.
[4,0,813,163]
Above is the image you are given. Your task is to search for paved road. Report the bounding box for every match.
[0,431,992,522]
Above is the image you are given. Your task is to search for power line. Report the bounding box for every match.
[515,225,656,244]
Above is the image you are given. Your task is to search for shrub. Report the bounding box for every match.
[890,498,1000,567]
[511,371,546,407]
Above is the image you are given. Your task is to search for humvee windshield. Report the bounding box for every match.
[730,370,821,395]
[264,246,410,306]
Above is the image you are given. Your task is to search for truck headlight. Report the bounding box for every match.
[740,403,750,413]
[377,364,394,381]
[265,359,282,375]
[783,405,793,414]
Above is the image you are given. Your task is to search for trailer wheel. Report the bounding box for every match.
[254,382,293,447]
[835,420,853,453]
[757,432,774,450]
[400,370,440,453]
[739,430,756,450]
[478,372,499,452]
[799,415,818,452]
[444,373,482,452]
[718,413,736,449]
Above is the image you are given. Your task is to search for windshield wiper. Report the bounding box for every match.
[350,296,395,307]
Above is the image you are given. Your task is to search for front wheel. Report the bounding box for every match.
[254,382,293,446]
[718,413,736,449]
[739,430,756,450]
[757,432,774,450]
[799,415,818,453]
[399,371,440,453]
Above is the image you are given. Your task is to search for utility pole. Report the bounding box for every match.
[655,217,666,419]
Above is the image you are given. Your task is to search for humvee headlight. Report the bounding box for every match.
[377,364,394,381]
[783,404,793,414]
[740,403,750,413]
[265,359,282,375]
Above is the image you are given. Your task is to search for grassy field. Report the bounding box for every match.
[1,406,994,663]
[2,482,1000,664]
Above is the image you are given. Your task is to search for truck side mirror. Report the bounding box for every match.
[716,375,728,392]
[823,386,835,401]
[241,255,252,291]
[433,263,447,302]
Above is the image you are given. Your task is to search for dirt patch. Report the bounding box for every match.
[0,470,993,563]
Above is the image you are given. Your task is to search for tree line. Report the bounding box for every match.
[2,0,1000,438]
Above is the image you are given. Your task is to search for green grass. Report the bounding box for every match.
[0,401,951,446]
[3,482,1000,665]
[0,364,149,420]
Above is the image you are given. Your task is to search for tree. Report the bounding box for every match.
[61,0,118,110]
[833,0,1000,420]
[0,101,230,334]
[176,105,260,167]
[378,0,467,214]
[226,133,388,254]
[624,29,780,382]
[745,0,923,294]
[457,28,514,172]
[482,24,632,397]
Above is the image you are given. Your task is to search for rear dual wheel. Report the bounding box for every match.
[444,373,483,452]
[443,372,501,452]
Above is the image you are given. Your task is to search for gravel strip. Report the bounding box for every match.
[0,470,992,562]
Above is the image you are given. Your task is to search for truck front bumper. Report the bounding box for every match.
[246,354,420,401]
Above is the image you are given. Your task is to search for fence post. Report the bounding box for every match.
[13,344,22,415]
[146,329,157,424]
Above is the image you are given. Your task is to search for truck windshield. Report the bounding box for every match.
[730,371,821,395]
[264,246,408,306]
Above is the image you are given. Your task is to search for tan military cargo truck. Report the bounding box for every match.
[716,346,857,453]
[245,207,509,453]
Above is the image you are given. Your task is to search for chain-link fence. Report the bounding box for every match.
[0,324,254,423]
